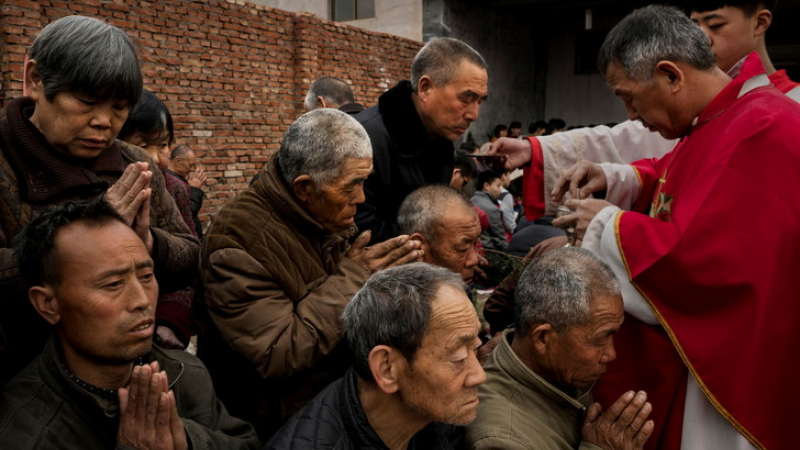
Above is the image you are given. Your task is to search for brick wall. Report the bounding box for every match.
[0,0,422,223]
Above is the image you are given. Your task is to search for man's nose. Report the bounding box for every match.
[466,349,487,387]
[464,102,479,123]
[600,337,617,363]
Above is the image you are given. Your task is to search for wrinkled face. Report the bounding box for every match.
[544,295,623,391]
[172,151,197,178]
[28,89,129,159]
[425,208,482,283]
[50,221,158,367]
[690,6,761,74]
[484,178,502,199]
[397,284,486,425]
[305,157,372,232]
[418,60,489,141]
[126,131,171,171]
[606,63,684,140]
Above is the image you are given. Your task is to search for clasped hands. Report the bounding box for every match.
[347,231,424,274]
[118,362,187,450]
[106,162,154,253]
[582,390,654,450]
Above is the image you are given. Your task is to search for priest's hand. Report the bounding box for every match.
[552,161,607,203]
[551,198,612,240]
[487,137,531,170]
[118,362,188,450]
[581,390,654,450]
[106,162,155,253]
[347,231,423,274]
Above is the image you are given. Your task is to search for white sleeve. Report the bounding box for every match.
[540,121,676,215]
[599,162,641,211]
[581,207,658,325]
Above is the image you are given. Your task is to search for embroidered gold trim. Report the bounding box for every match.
[612,213,765,450]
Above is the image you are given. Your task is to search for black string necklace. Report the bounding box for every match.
[63,357,145,403]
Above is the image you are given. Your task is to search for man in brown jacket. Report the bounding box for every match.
[199,109,422,440]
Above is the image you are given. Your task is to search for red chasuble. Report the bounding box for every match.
[593,53,800,450]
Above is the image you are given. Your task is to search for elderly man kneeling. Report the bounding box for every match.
[199,109,421,439]
[266,262,486,449]
[467,248,653,450]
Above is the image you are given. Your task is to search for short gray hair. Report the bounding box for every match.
[598,5,716,82]
[278,108,372,188]
[514,248,620,336]
[30,15,142,106]
[304,76,356,111]
[411,37,487,91]
[397,185,476,240]
[342,262,464,383]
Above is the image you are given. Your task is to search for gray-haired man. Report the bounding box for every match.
[266,262,486,449]
[304,76,365,114]
[199,109,421,440]
[355,37,489,244]
[467,248,653,450]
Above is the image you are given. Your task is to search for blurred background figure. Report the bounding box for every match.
[304,76,365,114]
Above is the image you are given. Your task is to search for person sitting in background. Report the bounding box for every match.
[304,76,365,114]
[508,121,523,138]
[547,118,566,134]
[199,109,421,440]
[491,124,507,142]
[266,263,486,450]
[468,247,653,450]
[168,144,206,238]
[528,120,547,136]
[471,170,508,251]
[118,88,196,349]
[450,154,478,192]
[0,198,258,449]
[398,185,482,284]
[0,15,198,386]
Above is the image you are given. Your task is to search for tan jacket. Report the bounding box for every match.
[466,330,603,450]
[199,156,369,439]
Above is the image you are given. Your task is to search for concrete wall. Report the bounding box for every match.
[543,27,626,127]
[348,0,423,42]
[426,0,546,147]
[251,0,422,42]
[0,0,422,222]
[249,0,328,18]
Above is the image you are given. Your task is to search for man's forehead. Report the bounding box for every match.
[425,285,479,344]
[335,157,373,180]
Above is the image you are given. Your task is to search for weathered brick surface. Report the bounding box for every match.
[0,0,421,224]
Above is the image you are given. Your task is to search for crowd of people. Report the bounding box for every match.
[0,1,797,449]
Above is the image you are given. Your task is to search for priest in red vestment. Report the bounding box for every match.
[551,6,800,450]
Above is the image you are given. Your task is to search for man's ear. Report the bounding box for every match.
[530,323,554,355]
[24,59,43,102]
[416,75,434,102]
[655,61,684,93]
[317,96,328,109]
[29,286,60,326]
[292,174,315,202]
[368,345,405,394]
[409,232,431,259]
[754,9,772,37]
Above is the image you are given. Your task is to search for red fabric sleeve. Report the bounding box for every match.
[522,137,545,221]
